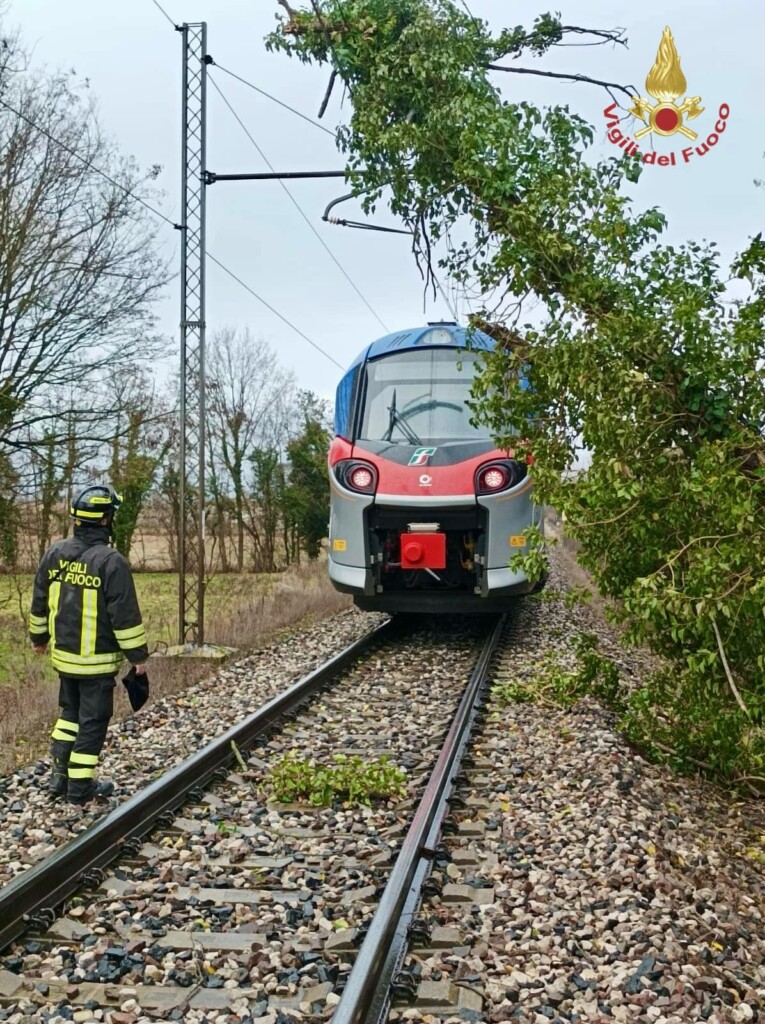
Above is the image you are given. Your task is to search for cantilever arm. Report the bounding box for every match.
[322,191,413,235]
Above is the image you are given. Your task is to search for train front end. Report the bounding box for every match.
[328,324,542,613]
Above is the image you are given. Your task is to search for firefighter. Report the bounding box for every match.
[28,486,148,805]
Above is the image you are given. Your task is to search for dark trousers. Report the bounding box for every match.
[50,675,116,798]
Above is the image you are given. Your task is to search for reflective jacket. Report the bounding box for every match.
[29,526,148,677]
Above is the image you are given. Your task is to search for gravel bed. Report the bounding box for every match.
[0,619,489,1024]
[0,609,386,885]
[3,540,764,1024]
[393,550,765,1024]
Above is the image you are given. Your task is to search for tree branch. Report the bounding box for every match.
[487,64,637,101]
[711,617,750,718]
[318,68,337,119]
[557,25,628,48]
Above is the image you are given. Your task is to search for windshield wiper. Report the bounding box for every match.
[383,388,421,445]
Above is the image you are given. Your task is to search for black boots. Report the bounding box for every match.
[67,779,115,806]
[50,759,115,804]
[48,758,69,799]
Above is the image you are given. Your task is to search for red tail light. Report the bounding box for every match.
[475,459,527,495]
[334,459,378,494]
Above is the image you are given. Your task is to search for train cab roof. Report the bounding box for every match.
[346,322,495,370]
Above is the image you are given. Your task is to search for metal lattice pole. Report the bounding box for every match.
[179,22,208,646]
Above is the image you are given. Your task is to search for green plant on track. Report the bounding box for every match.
[493,632,623,710]
[269,752,407,807]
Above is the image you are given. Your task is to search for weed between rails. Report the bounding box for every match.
[269,752,407,807]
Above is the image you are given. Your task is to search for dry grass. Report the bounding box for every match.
[0,560,351,774]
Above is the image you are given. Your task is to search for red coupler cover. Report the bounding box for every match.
[400,533,446,570]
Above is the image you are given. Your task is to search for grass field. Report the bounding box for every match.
[0,562,351,772]
[0,572,279,684]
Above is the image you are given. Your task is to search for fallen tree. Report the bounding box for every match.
[269,0,765,786]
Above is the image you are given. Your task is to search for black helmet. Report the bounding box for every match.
[70,485,122,524]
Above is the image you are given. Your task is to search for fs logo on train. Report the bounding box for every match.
[408,447,437,467]
[603,26,730,167]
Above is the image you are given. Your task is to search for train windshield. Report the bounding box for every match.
[359,348,487,444]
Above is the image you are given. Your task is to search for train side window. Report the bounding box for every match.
[350,365,367,442]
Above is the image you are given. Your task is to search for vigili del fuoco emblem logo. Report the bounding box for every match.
[603,26,730,167]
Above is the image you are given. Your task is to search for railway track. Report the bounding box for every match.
[0,614,508,1024]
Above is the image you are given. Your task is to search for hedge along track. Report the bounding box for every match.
[0,614,505,1022]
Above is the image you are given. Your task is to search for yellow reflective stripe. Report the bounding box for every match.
[51,652,121,676]
[113,624,145,641]
[68,767,95,779]
[51,662,120,677]
[29,622,49,636]
[55,718,79,733]
[119,633,147,651]
[71,508,104,519]
[48,581,61,645]
[29,614,48,627]
[52,729,75,741]
[70,752,99,766]
[53,650,121,666]
[81,588,98,657]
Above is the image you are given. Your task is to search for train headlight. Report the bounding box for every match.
[475,459,527,495]
[481,467,507,491]
[350,466,374,490]
[335,459,378,494]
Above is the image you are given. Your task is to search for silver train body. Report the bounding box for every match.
[328,324,543,613]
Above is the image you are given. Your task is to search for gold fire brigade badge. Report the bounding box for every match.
[603,24,729,166]
[628,27,704,141]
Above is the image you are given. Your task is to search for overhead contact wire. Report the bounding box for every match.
[209,74,389,333]
[0,95,341,370]
[207,253,344,368]
[214,63,338,139]
[150,0,178,29]
[0,96,179,229]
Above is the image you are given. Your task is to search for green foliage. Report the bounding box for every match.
[621,666,765,781]
[493,632,623,709]
[111,378,173,559]
[270,1,765,785]
[269,751,407,806]
[286,391,332,560]
[216,821,239,834]
[509,524,549,584]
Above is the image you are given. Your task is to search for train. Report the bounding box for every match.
[327,322,543,613]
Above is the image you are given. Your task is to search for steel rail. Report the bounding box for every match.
[332,613,507,1024]
[0,620,390,953]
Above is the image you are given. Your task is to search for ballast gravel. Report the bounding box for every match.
[392,544,765,1024]
[2,534,764,1024]
[0,620,489,1024]
[0,608,385,884]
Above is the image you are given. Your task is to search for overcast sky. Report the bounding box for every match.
[13,0,764,404]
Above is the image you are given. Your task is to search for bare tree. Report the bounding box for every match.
[207,328,295,571]
[0,33,169,454]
